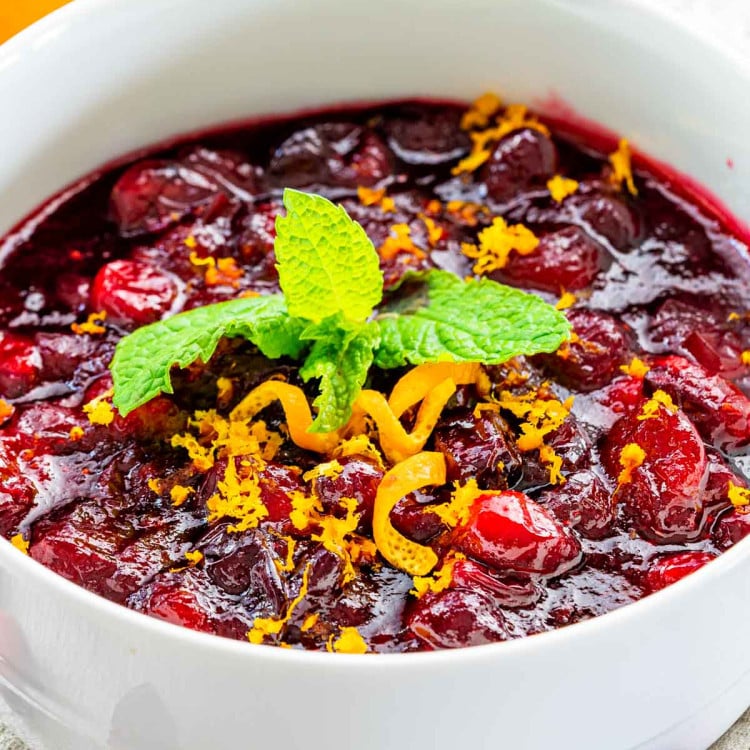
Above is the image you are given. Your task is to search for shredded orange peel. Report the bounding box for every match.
[230,363,485,464]
[462,217,539,275]
[609,138,638,196]
[373,451,446,576]
[618,442,646,486]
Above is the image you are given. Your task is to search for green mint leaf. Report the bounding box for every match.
[373,270,571,368]
[299,322,381,433]
[111,295,304,416]
[275,188,383,323]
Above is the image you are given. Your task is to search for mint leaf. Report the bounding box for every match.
[111,295,304,416]
[275,189,383,323]
[299,322,380,433]
[373,270,571,368]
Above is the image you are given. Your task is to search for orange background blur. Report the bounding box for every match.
[0,0,72,44]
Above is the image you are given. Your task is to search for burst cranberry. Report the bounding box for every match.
[647,298,744,377]
[269,123,391,188]
[601,400,708,540]
[433,407,521,489]
[496,226,601,292]
[453,490,582,577]
[450,558,540,607]
[110,160,219,237]
[91,259,179,327]
[539,470,615,540]
[181,147,263,202]
[645,551,716,593]
[391,492,446,544]
[482,128,557,202]
[535,309,631,391]
[35,332,101,380]
[0,332,41,398]
[645,355,750,453]
[0,443,36,536]
[259,463,303,524]
[310,455,383,532]
[703,449,744,509]
[713,509,750,550]
[407,588,512,649]
[202,524,286,602]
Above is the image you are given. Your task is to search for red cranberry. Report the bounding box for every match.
[259,462,303,525]
[482,128,557,203]
[310,455,383,532]
[645,355,750,453]
[644,551,716,593]
[91,259,179,327]
[433,407,521,489]
[110,160,220,237]
[0,332,41,398]
[713,509,750,550]
[535,309,631,391]
[453,490,582,577]
[55,273,91,313]
[269,123,391,188]
[539,470,615,540]
[450,558,541,607]
[601,399,708,540]
[407,588,512,649]
[137,573,218,633]
[495,226,601,292]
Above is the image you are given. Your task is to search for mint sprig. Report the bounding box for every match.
[111,189,571,431]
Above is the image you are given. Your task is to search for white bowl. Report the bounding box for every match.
[1,1,749,748]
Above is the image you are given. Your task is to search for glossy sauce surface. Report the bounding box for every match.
[1,100,749,652]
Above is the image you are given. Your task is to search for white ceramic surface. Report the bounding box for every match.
[0,1,749,748]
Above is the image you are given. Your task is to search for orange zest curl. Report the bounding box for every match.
[372,451,446,576]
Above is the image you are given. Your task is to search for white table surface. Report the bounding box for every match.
[1,0,750,747]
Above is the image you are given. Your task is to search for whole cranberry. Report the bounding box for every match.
[407,588,513,649]
[452,490,582,577]
[383,107,470,165]
[539,470,615,540]
[601,399,708,540]
[136,573,218,633]
[645,355,750,453]
[433,407,521,489]
[567,190,639,250]
[482,128,557,203]
[644,551,716,593]
[535,309,631,392]
[495,226,601,292]
[0,332,42,398]
[91,259,179,327]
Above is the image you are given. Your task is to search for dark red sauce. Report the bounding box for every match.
[1,100,749,652]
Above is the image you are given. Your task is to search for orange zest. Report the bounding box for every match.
[372,451,446,576]
[461,217,539,275]
[609,138,638,196]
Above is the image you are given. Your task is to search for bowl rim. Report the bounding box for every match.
[1,0,749,668]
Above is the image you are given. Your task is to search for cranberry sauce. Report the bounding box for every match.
[1,100,749,653]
